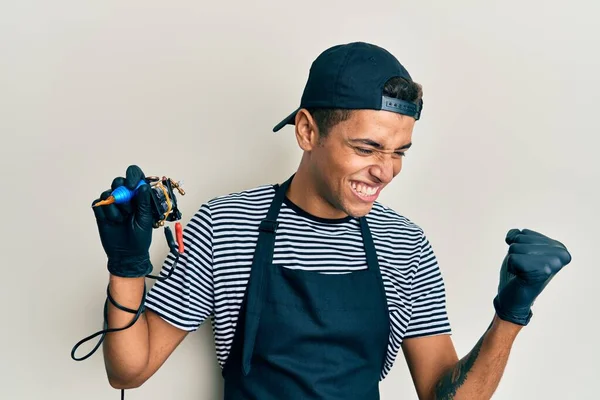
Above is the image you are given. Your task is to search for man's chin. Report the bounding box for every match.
[345,204,374,218]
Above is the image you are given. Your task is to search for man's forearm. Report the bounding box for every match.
[433,315,522,400]
[103,275,150,388]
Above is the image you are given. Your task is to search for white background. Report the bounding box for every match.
[1,1,598,399]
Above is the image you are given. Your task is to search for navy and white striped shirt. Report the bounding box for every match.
[144,183,452,380]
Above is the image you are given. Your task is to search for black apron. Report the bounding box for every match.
[222,175,390,399]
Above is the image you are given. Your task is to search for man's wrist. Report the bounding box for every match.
[107,274,146,310]
[489,314,523,342]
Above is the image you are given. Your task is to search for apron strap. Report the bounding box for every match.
[241,177,291,375]
[359,217,379,272]
[359,216,390,353]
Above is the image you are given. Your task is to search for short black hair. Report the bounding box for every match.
[305,76,423,139]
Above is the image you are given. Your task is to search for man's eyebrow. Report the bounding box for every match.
[349,138,412,151]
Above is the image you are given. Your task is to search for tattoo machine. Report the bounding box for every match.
[94,175,186,254]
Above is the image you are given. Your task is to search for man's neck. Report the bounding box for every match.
[285,169,348,220]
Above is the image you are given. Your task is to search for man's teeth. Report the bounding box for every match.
[351,182,377,196]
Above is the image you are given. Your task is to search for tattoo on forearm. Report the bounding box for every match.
[433,335,485,399]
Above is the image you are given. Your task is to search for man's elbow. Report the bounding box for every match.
[107,372,148,390]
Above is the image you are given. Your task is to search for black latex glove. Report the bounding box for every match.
[92,165,154,278]
[493,228,572,326]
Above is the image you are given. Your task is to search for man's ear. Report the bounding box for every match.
[294,109,320,151]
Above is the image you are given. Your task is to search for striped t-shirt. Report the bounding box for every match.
[144,182,452,380]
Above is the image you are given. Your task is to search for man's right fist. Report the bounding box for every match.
[493,228,572,326]
[92,165,154,278]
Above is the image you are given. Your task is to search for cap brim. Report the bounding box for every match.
[272,107,300,132]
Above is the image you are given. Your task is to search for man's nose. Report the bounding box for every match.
[371,154,396,184]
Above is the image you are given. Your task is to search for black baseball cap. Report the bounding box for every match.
[273,41,423,132]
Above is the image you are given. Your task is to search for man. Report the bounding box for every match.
[92,42,572,399]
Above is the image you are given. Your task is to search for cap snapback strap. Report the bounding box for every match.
[381,95,423,120]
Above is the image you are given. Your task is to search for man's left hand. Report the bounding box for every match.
[493,228,572,326]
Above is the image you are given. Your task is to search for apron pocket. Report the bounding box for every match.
[266,265,378,312]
